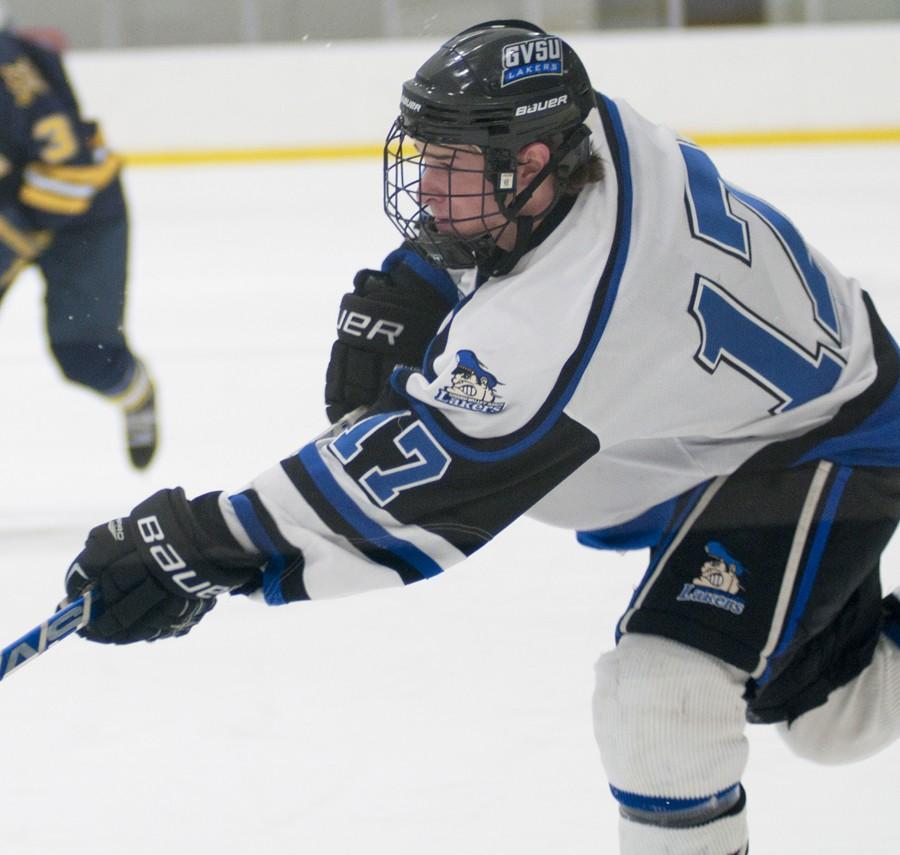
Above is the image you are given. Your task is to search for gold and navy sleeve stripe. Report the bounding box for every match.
[20,149,123,216]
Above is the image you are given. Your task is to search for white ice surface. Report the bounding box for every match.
[1,146,899,854]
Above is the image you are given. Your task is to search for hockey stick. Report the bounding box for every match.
[314,404,369,441]
[0,589,101,682]
[0,408,367,685]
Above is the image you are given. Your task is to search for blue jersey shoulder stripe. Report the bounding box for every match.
[421,289,479,382]
[392,94,633,463]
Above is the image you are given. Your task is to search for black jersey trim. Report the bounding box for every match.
[749,292,900,470]
[280,446,438,585]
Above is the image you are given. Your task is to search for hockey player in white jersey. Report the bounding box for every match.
[63,20,900,854]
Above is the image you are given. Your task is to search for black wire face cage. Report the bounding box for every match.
[383,118,516,271]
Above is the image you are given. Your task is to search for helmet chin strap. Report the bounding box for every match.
[483,215,534,277]
[482,123,591,276]
[405,125,591,276]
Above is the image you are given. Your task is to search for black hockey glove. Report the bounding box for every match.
[324,247,457,423]
[64,488,261,645]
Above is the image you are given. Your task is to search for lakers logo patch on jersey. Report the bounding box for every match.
[677,541,747,615]
[435,349,505,415]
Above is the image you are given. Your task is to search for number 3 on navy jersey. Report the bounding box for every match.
[329,412,450,507]
[680,141,844,413]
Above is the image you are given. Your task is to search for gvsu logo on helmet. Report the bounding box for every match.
[501,37,563,87]
[435,350,506,414]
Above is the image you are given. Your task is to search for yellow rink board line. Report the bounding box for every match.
[121,126,900,167]
[689,126,900,147]
[123,144,384,167]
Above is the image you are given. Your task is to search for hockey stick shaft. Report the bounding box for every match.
[0,589,101,682]
[0,408,368,684]
[313,404,369,442]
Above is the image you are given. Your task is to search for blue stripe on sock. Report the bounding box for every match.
[610,783,740,814]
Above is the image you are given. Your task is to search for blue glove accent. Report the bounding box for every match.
[381,246,459,307]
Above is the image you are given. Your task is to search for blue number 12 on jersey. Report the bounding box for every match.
[680,141,844,413]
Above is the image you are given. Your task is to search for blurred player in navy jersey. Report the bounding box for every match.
[62,20,899,853]
[0,4,156,468]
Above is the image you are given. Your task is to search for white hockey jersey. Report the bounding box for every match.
[221,95,900,603]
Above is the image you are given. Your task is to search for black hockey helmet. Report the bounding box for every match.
[383,20,597,273]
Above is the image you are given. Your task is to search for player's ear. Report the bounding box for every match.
[517,142,552,186]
